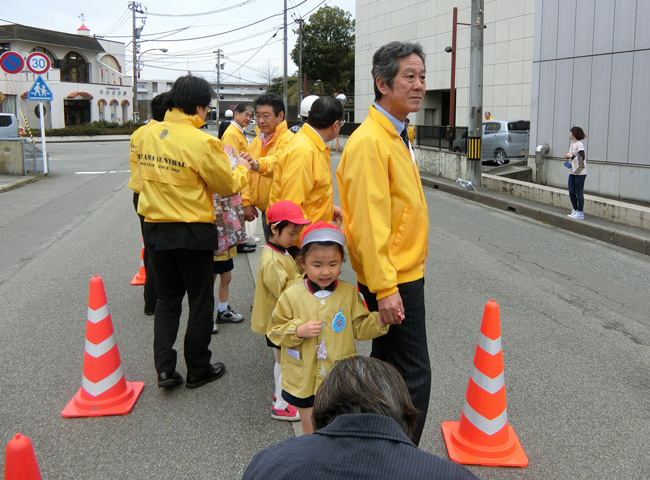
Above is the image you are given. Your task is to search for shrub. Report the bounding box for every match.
[29,121,144,137]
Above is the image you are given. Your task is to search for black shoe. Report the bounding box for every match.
[216,306,244,324]
[157,371,183,388]
[185,362,226,389]
[237,244,256,254]
[212,321,219,334]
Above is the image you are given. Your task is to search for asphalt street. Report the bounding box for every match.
[1,141,649,479]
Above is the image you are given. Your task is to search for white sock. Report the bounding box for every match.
[274,363,288,410]
[218,302,228,312]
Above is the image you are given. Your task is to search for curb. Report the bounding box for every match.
[420,174,650,256]
[0,174,44,193]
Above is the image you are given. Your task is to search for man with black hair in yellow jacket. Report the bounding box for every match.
[336,41,430,445]
[268,96,344,244]
[242,94,294,242]
[136,75,255,390]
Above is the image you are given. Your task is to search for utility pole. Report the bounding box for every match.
[295,18,304,106]
[283,0,288,111]
[215,49,222,123]
[467,0,484,187]
[129,1,145,122]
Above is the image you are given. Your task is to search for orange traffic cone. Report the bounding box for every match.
[3,433,42,480]
[441,299,528,467]
[130,239,146,285]
[62,275,144,418]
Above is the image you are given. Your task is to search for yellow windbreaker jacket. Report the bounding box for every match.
[241,120,293,211]
[268,125,334,235]
[136,108,248,223]
[250,244,302,335]
[221,122,249,154]
[268,280,388,399]
[336,106,429,300]
[127,120,157,194]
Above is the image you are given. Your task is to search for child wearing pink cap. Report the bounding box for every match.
[251,201,311,422]
[268,221,389,434]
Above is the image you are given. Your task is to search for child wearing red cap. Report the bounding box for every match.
[268,221,389,434]
[251,201,312,422]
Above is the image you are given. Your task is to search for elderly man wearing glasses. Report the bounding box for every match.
[267,96,344,246]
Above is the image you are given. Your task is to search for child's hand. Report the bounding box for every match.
[296,321,323,338]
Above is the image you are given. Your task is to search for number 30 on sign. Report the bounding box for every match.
[27,52,51,75]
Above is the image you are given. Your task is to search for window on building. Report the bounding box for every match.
[1,43,10,54]
[59,52,89,83]
[152,83,158,93]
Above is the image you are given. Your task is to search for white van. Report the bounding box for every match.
[0,113,20,138]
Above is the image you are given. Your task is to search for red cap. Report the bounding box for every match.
[301,221,345,247]
[266,201,311,225]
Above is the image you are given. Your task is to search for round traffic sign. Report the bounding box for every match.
[0,51,25,74]
[26,52,51,74]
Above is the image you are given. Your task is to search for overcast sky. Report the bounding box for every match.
[1,0,356,83]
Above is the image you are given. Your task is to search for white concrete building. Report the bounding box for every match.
[354,0,649,202]
[0,23,131,130]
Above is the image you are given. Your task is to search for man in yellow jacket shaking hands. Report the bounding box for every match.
[336,41,430,445]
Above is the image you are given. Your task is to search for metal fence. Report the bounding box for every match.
[415,126,468,151]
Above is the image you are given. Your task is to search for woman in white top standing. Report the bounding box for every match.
[563,126,587,219]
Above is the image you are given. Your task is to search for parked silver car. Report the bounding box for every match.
[452,120,530,165]
[0,113,20,139]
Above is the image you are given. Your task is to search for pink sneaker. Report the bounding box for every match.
[271,405,300,422]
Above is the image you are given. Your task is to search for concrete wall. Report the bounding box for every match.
[530,0,650,202]
[354,0,535,125]
[0,141,25,175]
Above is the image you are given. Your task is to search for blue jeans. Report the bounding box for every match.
[568,174,586,211]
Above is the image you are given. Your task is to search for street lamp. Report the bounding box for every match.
[445,7,470,128]
[134,48,167,122]
[137,48,168,79]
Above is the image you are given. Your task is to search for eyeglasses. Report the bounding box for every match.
[339,119,346,126]
[254,113,275,121]
[242,113,253,119]
[204,105,212,112]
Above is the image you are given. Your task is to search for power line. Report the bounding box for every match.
[147,0,258,17]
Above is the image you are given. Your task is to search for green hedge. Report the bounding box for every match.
[28,120,144,137]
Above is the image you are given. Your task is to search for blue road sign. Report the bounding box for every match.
[27,76,53,101]
[0,51,25,74]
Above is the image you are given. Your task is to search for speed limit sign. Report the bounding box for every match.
[26,52,51,75]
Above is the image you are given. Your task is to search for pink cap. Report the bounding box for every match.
[266,201,311,225]
[301,221,345,247]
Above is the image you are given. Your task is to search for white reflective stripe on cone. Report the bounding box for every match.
[462,400,508,436]
[87,304,110,324]
[84,335,117,358]
[470,365,505,394]
[82,366,124,397]
[477,332,502,355]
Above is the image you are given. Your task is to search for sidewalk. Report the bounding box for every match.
[0,174,42,192]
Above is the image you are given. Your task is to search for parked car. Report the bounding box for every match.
[0,113,20,139]
[452,120,530,165]
[244,119,257,136]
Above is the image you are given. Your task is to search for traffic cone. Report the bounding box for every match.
[441,299,528,467]
[62,275,144,418]
[130,239,146,285]
[3,433,42,480]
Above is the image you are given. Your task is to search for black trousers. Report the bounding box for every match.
[132,192,158,312]
[358,278,431,446]
[147,247,214,378]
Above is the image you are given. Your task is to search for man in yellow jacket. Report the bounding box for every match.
[242,94,294,242]
[128,92,168,316]
[221,103,253,154]
[136,75,254,390]
[335,41,430,445]
[268,96,344,245]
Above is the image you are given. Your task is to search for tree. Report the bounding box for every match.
[290,6,354,96]
[267,74,299,105]
[256,58,280,89]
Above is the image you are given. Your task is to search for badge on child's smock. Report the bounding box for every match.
[332,308,346,332]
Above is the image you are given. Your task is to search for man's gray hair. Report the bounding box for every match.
[372,41,426,102]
